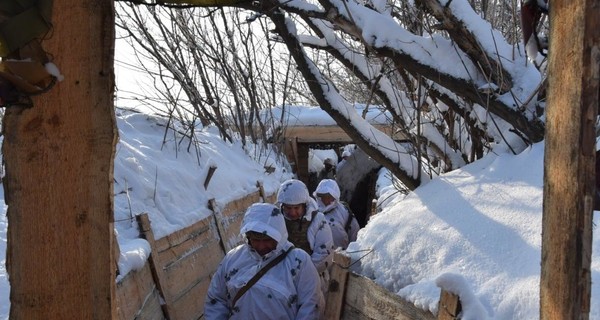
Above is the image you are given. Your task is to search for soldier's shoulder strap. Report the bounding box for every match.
[340,201,356,232]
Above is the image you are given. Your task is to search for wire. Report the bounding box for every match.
[343,248,374,269]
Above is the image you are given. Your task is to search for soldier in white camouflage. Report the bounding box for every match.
[277,179,334,301]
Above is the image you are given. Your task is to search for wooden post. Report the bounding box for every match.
[208,198,228,254]
[325,252,351,319]
[297,142,310,185]
[437,290,461,320]
[204,165,217,189]
[541,0,598,318]
[137,213,175,319]
[291,137,299,174]
[3,1,117,318]
[256,180,266,201]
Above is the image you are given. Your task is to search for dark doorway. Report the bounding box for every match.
[347,168,379,227]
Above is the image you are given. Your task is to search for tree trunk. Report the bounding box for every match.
[3,1,117,319]
[540,0,598,318]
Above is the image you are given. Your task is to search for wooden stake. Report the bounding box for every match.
[208,199,228,254]
[204,165,217,189]
[325,252,351,319]
[137,213,175,319]
[257,181,266,201]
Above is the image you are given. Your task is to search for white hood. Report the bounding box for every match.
[313,179,341,200]
[240,203,288,244]
[313,179,341,212]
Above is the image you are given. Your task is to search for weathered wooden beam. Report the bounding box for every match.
[137,213,176,319]
[297,143,310,185]
[342,273,436,319]
[204,165,217,189]
[541,0,598,318]
[257,180,266,200]
[325,252,351,319]
[283,125,408,143]
[208,199,228,255]
[437,290,461,320]
[3,1,117,318]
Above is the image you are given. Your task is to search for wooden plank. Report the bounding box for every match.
[160,236,224,300]
[297,143,310,185]
[116,263,165,320]
[283,125,408,143]
[257,181,266,200]
[159,229,222,274]
[290,137,299,172]
[325,252,351,319]
[154,216,216,261]
[437,290,461,320]
[204,165,218,189]
[220,190,262,216]
[264,192,277,203]
[137,213,175,319]
[281,137,301,175]
[209,199,229,254]
[342,273,436,320]
[170,275,213,320]
[216,190,263,251]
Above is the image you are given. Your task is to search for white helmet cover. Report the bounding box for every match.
[277,179,310,205]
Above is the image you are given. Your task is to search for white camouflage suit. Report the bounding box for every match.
[277,179,334,302]
[204,203,323,319]
[314,179,360,250]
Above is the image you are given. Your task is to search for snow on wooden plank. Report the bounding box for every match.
[283,125,407,143]
[342,272,436,320]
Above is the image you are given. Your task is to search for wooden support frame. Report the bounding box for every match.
[208,198,228,254]
[137,213,176,319]
[325,252,351,319]
[3,1,117,318]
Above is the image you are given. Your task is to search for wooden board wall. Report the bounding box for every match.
[342,273,436,320]
[116,263,165,320]
[325,253,439,320]
[116,183,275,320]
